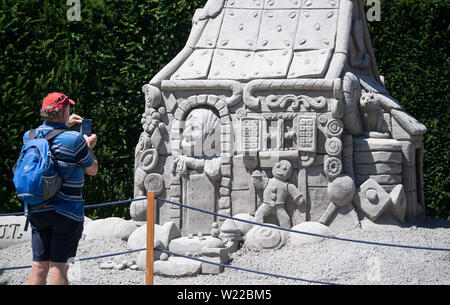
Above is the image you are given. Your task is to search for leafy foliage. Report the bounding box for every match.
[368,0,449,219]
[0,0,448,220]
[0,0,207,220]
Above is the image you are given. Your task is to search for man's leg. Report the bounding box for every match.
[28,261,50,285]
[28,212,53,285]
[49,262,69,285]
[49,213,83,285]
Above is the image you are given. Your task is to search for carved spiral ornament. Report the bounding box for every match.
[139,149,159,172]
[318,114,328,125]
[325,137,343,156]
[326,119,344,137]
[138,138,145,153]
[144,173,164,195]
[309,96,327,110]
[324,157,342,179]
[298,95,327,110]
[266,95,299,110]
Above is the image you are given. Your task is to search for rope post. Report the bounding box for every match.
[146,191,155,285]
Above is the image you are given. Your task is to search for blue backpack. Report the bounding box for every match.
[13,129,66,229]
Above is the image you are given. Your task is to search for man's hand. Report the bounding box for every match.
[84,134,98,176]
[67,114,83,128]
[84,134,97,150]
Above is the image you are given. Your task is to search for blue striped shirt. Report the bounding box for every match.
[23,121,94,222]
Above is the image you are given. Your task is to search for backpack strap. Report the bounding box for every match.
[27,128,67,142]
[28,127,80,177]
[29,128,74,178]
[44,128,67,142]
[27,129,37,141]
[44,129,79,180]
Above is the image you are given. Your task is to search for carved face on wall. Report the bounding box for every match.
[272,160,293,182]
[181,107,220,157]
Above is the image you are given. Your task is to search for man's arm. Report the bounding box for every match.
[84,134,98,176]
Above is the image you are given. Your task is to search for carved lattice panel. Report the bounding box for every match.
[297,115,317,152]
[241,118,261,152]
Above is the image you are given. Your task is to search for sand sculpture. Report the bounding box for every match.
[132,0,427,242]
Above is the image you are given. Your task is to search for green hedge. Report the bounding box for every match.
[0,0,448,220]
[0,0,207,220]
[368,0,449,219]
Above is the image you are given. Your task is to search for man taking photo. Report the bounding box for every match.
[23,92,98,285]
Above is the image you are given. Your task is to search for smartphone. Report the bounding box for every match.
[80,119,92,136]
[74,119,92,136]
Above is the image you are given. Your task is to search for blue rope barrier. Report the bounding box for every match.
[83,197,146,210]
[1,194,445,285]
[0,264,32,271]
[2,195,448,252]
[0,248,147,272]
[76,248,146,262]
[156,197,450,252]
[0,247,343,285]
[0,197,147,217]
[156,248,343,285]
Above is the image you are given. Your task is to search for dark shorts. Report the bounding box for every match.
[29,210,83,263]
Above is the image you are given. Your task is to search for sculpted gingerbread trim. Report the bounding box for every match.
[243,78,336,109]
[161,80,243,108]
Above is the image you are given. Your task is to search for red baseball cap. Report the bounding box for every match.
[41,92,75,113]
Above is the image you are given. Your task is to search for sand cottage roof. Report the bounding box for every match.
[150,0,382,85]
[147,0,425,137]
